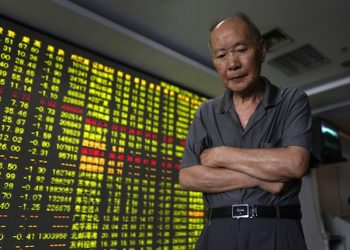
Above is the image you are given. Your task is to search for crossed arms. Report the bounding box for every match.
[179,145,310,194]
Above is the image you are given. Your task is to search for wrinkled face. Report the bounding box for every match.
[210,18,266,94]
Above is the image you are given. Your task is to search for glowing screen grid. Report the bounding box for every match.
[0,16,207,249]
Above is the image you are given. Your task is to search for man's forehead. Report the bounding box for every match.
[211,20,250,43]
[211,19,254,45]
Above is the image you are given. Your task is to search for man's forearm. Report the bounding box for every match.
[200,146,310,182]
[179,165,285,194]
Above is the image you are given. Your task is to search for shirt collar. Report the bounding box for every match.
[215,76,282,113]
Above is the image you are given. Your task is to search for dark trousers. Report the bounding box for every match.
[195,217,308,250]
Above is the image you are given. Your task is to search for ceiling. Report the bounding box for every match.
[0,0,350,138]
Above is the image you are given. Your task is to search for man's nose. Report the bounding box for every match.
[227,52,241,71]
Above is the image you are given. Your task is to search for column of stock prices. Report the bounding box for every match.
[0,16,207,249]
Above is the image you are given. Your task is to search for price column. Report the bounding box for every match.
[0,26,15,224]
[53,54,88,248]
[187,96,206,248]
[0,25,18,249]
[70,61,113,249]
[118,74,140,249]
[18,42,65,249]
[108,70,128,249]
[100,70,124,249]
[153,86,175,249]
[135,77,157,249]
[172,92,191,249]
[0,27,39,248]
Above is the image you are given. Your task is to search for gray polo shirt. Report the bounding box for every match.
[181,77,313,208]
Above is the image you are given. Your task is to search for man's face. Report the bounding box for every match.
[210,18,266,94]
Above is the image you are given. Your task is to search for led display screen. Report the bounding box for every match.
[321,120,340,152]
[0,16,207,249]
[312,117,346,165]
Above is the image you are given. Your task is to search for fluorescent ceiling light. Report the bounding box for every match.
[305,75,350,96]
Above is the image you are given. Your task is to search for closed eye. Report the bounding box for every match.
[236,47,247,53]
[216,54,226,59]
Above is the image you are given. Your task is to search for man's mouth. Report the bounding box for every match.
[229,75,245,81]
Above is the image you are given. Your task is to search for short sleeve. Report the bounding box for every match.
[181,104,211,168]
[282,89,320,167]
[281,89,312,150]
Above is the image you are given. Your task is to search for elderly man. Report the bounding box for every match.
[179,13,312,250]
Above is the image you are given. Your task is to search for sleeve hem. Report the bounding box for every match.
[180,161,200,169]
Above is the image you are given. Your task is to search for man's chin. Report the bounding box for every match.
[224,80,247,92]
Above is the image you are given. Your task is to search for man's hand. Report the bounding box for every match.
[200,147,225,167]
[258,180,286,194]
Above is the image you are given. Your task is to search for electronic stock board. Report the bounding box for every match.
[0,16,206,249]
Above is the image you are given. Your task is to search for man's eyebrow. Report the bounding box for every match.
[212,48,226,53]
[212,42,247,53]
